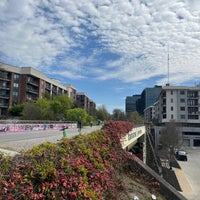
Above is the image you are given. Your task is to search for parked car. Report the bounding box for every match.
[175,150,187,161]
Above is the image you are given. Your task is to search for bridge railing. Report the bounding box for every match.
[120,126,146,149]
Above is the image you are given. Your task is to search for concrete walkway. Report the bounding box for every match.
[0,126,101,156]
[174,168,192,195]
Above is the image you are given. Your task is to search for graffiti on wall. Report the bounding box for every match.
[0,122,77,133]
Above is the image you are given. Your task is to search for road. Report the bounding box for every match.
[0,126,101,152]
[177,147,200,200]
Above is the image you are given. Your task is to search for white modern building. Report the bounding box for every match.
[144,101,159,123]
[145,85,200,147]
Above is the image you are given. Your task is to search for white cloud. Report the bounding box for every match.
[0,0,200,86]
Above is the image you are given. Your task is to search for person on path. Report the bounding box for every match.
[63,126,68,138]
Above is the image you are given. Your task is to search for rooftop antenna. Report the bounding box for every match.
[167,44,170,86]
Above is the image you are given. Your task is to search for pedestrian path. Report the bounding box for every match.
[174,168,192,195]
[0,126,102,155]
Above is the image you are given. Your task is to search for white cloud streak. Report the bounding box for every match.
[0,0,200,86]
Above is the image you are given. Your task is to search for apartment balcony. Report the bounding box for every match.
[0,75,11,81]
[188,105,198,108]
[188,115,199,120]
[0,102,9,107]
[52,88,58,95]
[0,94,10,99]
[0,83,10,90]
[188,111,199,115]
[27,79,39,86]
[26,87,39,95]
[26,95,37,101]
[45,88,51,93]
[46,85,51,90]
[187,95,198,99]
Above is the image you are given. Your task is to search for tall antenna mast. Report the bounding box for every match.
[167,44,170,85]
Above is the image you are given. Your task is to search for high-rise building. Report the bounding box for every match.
[125,95,141,113]
[139,85,162,115]
[126,85,162,115]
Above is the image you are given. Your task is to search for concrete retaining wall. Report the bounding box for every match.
[133,156,187,200]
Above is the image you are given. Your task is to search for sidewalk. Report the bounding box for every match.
[157,148,192,195]
[174,168,192,195]
[0,126,102,156]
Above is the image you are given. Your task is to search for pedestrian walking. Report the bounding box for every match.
[77,121,82,132]
[63,126,68,138]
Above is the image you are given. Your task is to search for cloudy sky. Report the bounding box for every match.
[0,0,200,113]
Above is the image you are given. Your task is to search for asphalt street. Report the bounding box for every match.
[0,126,101,152]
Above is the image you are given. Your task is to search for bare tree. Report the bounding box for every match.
[160,122,182,149]
[159,122,183,169]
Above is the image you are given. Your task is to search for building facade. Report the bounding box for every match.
[0,63,95,117]
[125,95,141,113]
[150,85,200,147]
[126,85,162,116]
[139,85,162,115]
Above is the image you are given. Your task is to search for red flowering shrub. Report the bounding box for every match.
[0,121,157,200]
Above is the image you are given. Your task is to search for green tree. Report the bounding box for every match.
[22,102,42,120]
[65,108,88,124]
[50,100,63,120]
[111,109,125,121]
[51,95,74,120]
[126,111,143,124]
[54,95,74,110]
[22,95,74,120]
[43,91,51,100]
[36,98,53,120]
[9,104,24,116]
[96,105,110,122]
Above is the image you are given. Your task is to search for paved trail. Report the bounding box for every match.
[0,126,101,154]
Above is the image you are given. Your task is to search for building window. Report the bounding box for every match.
[12,91,18,104]
[180,98,185,103]
[13,91,18,97]
[181,115,185,119]
[13,83,19,88]
[171,90,173,95]
[180,107,185,111]
[14,74,20,81]
[171,98,173,103]
[163,114,166,119]
[180,90,185,95]
[171,106,173,111]
[171,114,174,119]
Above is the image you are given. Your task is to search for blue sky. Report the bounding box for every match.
[0,0,200,113]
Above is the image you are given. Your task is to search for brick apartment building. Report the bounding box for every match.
[0,63,95,117]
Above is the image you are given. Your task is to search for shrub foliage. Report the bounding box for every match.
[0,120,156,199]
